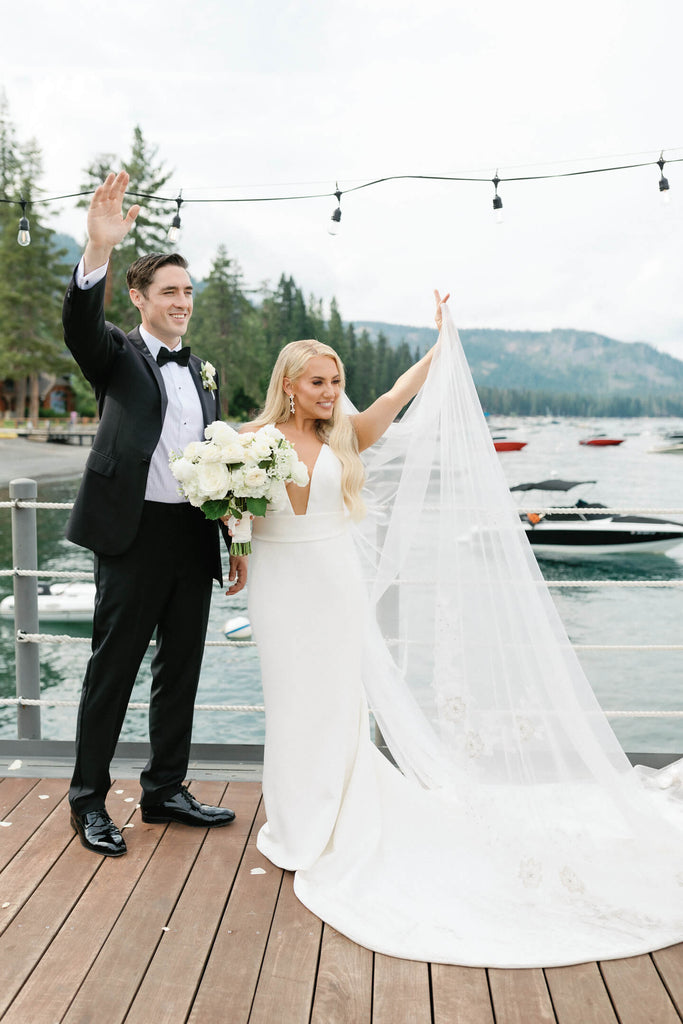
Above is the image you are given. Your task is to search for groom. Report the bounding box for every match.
[64,171,247,857]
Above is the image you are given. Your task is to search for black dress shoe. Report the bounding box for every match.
[141,786,235,827]
[71,808,127,857]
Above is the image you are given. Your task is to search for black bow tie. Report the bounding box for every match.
[157,346,191,367]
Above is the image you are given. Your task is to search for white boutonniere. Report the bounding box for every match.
[201,361,217,392]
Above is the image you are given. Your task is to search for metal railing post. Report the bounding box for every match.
[10,478,41,739]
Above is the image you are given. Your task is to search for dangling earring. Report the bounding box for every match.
[289,393,295,415]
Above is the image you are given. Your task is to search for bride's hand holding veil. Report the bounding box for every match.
[351,289,449,452]
[433,288,450,331]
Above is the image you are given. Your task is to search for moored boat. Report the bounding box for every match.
[579,435,624,447]
[0,581,96,622]
[493,438,527,452]
[512,479,683,559]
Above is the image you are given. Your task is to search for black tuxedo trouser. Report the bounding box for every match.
[69,501,215,814]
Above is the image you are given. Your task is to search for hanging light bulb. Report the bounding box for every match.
[328,187,342,235]
[17,200,31,246]
[168,192,183,242]
[492,173,504,224]
[657,153,670,205]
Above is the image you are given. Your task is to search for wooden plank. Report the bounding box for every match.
[600,954,681,1024]
[61,781,226,1024]
[188,797,282,1024]
[0,782,156,1024]
[0,781,71,933]
[488,968,556,1024]
[431,964,494,1024]
[125,781,261,1024]
[310,925,373,1024]
[248,869,323,1024]
[0,777,68,873]
[545,962,618,1024]
[373,954,432,1024]
[653,943,683,1018]
[0,776,38,818]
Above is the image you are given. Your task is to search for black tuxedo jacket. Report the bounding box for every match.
[62,270,226,580]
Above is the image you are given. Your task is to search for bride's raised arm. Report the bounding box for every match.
[351,289,449,452]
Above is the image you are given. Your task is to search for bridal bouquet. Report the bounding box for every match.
[170,422,309,554]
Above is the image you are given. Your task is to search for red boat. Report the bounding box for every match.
[579,436,624,447]
[493,439,527,452]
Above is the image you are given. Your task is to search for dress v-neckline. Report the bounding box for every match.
[286,443,326,517]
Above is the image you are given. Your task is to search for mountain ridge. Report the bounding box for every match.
[349,321,683,397]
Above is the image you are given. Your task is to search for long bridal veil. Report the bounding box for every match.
[347,305,683,961]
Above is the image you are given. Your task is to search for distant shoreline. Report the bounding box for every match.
[0,438,89,489]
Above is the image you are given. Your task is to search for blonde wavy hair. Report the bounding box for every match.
[250,339,366,519]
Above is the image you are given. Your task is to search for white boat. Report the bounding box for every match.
[650,441,683,454]
[512,479,683,560]
[0,581,96,622]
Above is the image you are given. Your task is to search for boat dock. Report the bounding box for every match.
[1,770,682,1024]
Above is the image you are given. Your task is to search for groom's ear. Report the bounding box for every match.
[129,288,143,311]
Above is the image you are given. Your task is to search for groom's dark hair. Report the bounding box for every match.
[126,252,189,296]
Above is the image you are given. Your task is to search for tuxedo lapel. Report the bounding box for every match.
[128,326,169,423]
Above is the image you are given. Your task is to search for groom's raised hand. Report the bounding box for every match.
[83,171,141,274]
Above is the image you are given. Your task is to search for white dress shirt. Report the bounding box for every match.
[75,258,205,502]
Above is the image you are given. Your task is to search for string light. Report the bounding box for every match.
[167,192,183,242]
[328,186,342,235]
[657,153,670,204]
[492,173,503,224]
[2,150,681,244]
[17,199,30,246]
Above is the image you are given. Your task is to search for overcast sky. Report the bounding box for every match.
[2,0,683,357]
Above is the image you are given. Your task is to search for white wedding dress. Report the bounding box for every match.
[247,311,683,968]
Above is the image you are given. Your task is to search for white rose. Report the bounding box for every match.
[238,432,255,445]
[251,435,275,461]
[196,462,231,501]
[199,441,226,463]
[204,420,237,445]
[219,441,247,464]
[229,467,247,495]
[290,461,310,487]
[170,456,198,485]
[183,440,207,461]
[243,467,269,495]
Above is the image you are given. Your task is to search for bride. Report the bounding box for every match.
[241,291,683,968]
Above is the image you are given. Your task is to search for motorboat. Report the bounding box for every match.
[0,581,96,622]
[511,479,683,559]
[650,441,683,454]
[578,435,624,447]
[493,437,527,452]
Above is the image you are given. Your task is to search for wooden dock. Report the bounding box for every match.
[1,775,682,1024]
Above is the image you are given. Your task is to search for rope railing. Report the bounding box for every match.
[14,631,256,648]
[0,696,264,712]
[11,631,683,655]
[3,567,683,589]
[0,695,678,719]
[3,499,683,517]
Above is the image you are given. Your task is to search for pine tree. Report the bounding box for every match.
[190,246,262,419]
[0,97,70,421]
[79,125,173,326]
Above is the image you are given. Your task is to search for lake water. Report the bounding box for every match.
[1,415,683,753]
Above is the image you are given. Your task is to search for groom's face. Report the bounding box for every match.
[129,265,194,347]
